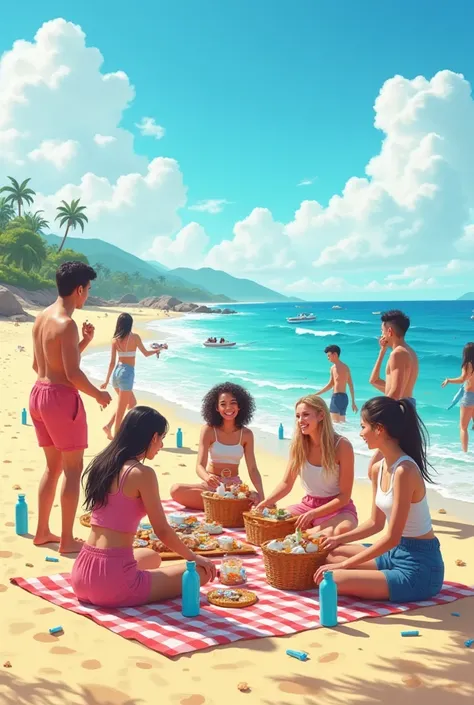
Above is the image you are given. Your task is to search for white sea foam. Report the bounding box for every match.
[295,328,339,337]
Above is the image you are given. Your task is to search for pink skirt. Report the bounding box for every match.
[287,495,358,527]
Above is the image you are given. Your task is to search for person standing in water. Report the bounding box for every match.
[170,382,265,510]
[442,342,474,452]
[315,345,358,423]
[101,313,166,439]
[369,310,418,405]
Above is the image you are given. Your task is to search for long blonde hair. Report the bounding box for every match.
[289,394,338,476]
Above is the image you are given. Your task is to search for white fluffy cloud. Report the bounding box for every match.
[0,19,184,252]
[135,117,165,140]
[189,199,231,214]
[147,222,210,269]
[159,70,474,293]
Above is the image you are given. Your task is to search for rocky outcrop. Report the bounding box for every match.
[86,295,109,307]
[0,285,34,321]
[0,283,56,308]
[173,302,199,313]
[118,293,138,304]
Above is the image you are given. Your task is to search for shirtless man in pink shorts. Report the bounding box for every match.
[30,262,111,553]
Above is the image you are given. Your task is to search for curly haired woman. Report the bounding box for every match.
[170,382,265,510]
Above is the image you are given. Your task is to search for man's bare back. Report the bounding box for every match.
[331,360,351,394]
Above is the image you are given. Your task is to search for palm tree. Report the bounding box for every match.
[55,199,88,252]
[20,210,50,235]
[0,197,15,231]
[0,177,35,217]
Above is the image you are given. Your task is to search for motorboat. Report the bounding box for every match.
[372,311,381,315]
[332,305,343,310]
[203,340,236,348]
[286,313,317,323]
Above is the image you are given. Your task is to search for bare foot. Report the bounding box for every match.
[59,538,84,554]
[103,425,113,440]
[34,531,61,546]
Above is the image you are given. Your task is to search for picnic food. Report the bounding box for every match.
[207,588,258,608]
[80,512,91,528]
[202,483,253,528]
[262,529,328,590]
[243,507,297,546]
[219,556,247,586]
[201,520,224,534]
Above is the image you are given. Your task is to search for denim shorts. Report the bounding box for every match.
[111,363,135,391]
[375,536,444,603]
[329,393,348,415]
[460,391,474,408]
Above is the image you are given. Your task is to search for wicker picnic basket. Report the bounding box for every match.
[242,511,297,546]
[261,539,328,591]
[202,491,252,528]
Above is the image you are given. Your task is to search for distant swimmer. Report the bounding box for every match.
[315,345,358,423]
[369,310,418,405]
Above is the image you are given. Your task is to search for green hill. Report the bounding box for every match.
[169,267,302,302]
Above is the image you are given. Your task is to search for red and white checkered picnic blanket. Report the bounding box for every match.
[10,501,474,658]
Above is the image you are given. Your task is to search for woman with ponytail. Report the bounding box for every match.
[314,397,444,602]
[257,394,358,535]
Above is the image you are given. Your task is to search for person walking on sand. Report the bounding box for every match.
[101,313,167,439]
[442,342,474,452]
[314,397,444,603]
[369,310,418,405]
[256,395,358,537]
[72,406,215,607]
[170,382,265,510]
[315,345,357,423]
[30,261,112,554]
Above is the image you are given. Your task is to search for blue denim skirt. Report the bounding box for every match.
[375,536,444,602]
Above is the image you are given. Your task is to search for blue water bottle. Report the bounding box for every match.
[182,561,200,617]
[278,423,284,440]
[176,427,183,448]
[21,408,27,425]
[15,493,28,535]
[319,570,338,627]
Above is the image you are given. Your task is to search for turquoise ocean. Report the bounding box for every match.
[83,300,474,503]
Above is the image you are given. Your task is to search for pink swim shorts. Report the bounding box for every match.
[71,544,152,608]
[29,381,87,452]
[287,494,358,527]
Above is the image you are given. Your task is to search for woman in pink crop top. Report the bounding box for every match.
[71,406,216,608]
[257,394,358,537]
[170,382,265,510]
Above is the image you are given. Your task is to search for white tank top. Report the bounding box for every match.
[300,461,340,497]
[375,455,432,537]
[209,428,245,465]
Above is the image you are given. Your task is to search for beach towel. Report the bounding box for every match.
[11,501,474,658]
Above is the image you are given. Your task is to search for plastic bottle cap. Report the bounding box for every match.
[18,493,25,499]
[186,560,196,568]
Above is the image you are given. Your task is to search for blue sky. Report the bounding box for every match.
[1,1,473,299]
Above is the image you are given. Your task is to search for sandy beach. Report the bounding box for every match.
[1,306,473,705]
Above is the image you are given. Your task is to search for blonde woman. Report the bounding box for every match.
[257,394,358,536]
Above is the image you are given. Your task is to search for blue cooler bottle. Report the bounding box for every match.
[319,570,338,627]
[182,561,200,617]
[15,493,28,535]
[176,427,183,448]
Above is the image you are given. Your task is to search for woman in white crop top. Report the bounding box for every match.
[101,313,167,439]
[257,394,358,537]
[314,397,444,603]
[170,382,265,510]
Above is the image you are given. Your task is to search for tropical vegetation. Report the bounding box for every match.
[0,175,227,301]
